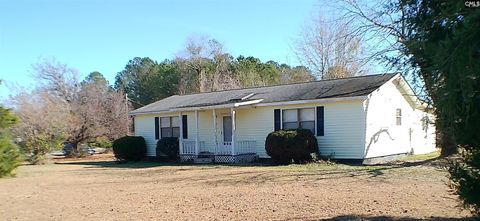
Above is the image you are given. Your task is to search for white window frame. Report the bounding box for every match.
[396,108,402,126]
[280,107,316,135]
[160,115,180,138]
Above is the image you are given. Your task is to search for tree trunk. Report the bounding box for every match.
[439,130,457,157]
[71,142,80,156]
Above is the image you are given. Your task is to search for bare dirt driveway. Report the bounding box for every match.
[0,154,474,221]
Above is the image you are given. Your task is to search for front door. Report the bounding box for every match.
[223,116,232,142]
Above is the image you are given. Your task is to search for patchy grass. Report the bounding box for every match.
[278,161,392,172]
[400,150,441,161]
[0,153,472,220]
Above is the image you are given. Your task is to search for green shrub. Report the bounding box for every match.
[265,129,318,164]
[0,106,21,177]
[449,148,480,215]
[156,137,179,161]
[112,136,146,161]
[0,137,21,177]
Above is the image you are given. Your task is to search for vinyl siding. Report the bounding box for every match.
[364,80,436,158]
[134,112,198,157]
[135,99,367,159]
[235,100,367,159]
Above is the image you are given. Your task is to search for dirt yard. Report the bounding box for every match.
[0,154,474,221]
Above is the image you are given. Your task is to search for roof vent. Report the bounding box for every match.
[230,93,255,102]
[240,93,255,100]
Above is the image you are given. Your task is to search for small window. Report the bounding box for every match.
[282,108,315,134]
[396,109,402,126]
[160,116,180,138]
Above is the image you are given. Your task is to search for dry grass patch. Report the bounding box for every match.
[0,154,473,221]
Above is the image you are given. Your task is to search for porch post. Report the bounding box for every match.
[178,112,183,155]
[231,107,236,155]
[195,110,199,155]
[213,109,217,152]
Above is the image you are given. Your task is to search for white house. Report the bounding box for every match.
[129,73,436,163]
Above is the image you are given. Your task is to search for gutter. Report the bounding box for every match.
[129,99,264,116]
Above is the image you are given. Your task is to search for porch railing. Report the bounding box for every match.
[181,140,205,155]
[215,140,256,155]
[236,140,256,154]
[182,140,257,155]
[215,141,232,155]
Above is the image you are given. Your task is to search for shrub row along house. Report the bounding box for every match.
[129,73,436,163]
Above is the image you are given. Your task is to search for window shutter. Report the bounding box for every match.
[316,106,324,136]
[154,117,160,140]
[182,115,188,139]
[274,109,281,131]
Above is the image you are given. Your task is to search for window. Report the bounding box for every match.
[396,109,402,126]
[160,116,180,138]
[282,108,315,134]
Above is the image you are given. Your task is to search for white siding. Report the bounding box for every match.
[134,114,157,156]
[135,99,367,159]
[134,112,198,157]
[235,100,367,159]
[364,80,436,158]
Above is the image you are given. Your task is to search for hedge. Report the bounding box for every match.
[112,136,146,161]
[156,137,179,161]
[265,129,318,164]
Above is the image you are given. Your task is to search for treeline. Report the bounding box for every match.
[3,37,313,165]
[114,37,314,108]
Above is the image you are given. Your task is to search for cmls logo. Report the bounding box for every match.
[465,0,480,7]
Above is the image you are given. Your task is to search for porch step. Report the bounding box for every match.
[193,158,214,164]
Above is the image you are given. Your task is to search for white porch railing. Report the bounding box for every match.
[181,140,205,155]
[214,140,256,155]
[215,141,232,155]
[236,140,256,154]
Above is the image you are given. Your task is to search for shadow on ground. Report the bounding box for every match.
[54,160,272,169]
[54,155,444,176]
[54,161,179,169]
[281,215,475,221]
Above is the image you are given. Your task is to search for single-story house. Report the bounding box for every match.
[129,73,436,163]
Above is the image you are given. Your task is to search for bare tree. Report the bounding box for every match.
[175,35,240,93]
[327,0,408,71]
[295,15,365,80]
[12,59,129,161]
[11,89,70,163]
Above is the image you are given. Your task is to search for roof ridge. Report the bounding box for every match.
[175,73,398,97]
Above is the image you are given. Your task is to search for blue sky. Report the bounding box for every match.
[0,0,320,97]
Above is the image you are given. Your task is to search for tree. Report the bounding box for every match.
[174,35,224,94]
[82,71,108,86]
[294,15,364,79]
[115,57,179,107]
[11,89,69,163]
[12,59,129,162]
[399,0,480,214]
[0,88,21,177]
[278,64,314,84]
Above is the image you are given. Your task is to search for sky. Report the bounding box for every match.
[0,0,320,98]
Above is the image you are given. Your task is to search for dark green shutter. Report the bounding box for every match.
[182,115,188,139]
[316,106,324,136]
[154,117,160,139]
[274,109,281,131]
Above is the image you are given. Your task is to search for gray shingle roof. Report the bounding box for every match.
[130,73,397,114]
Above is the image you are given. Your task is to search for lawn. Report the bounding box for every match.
[0,153,473,221]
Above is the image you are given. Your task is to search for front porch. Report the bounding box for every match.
[177,108,259,163]
[180,140,258,163]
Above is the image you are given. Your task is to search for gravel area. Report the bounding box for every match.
[0,154,473,220]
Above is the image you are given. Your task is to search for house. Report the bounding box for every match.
[129,73,436,163]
